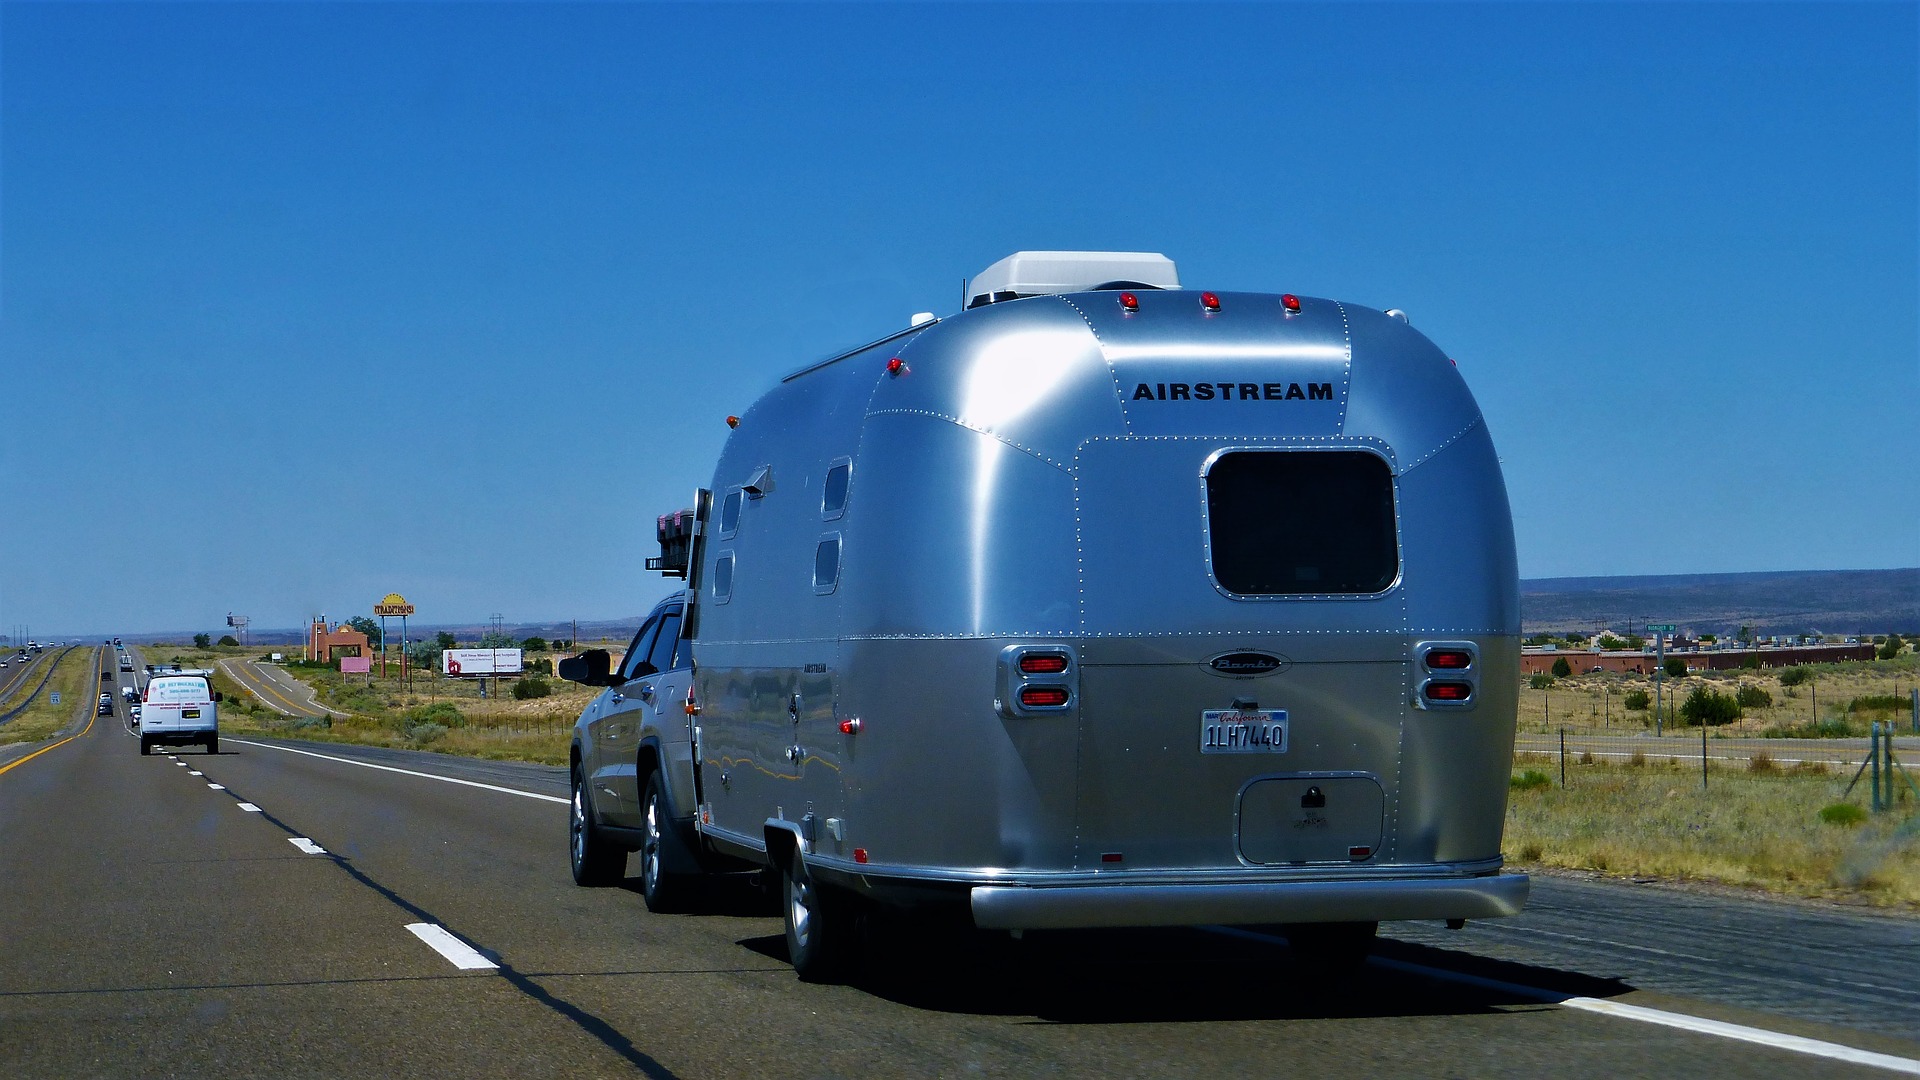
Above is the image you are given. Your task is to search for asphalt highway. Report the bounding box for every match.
[3,716,1918,1076]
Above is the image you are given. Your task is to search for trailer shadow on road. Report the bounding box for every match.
[729,916,1631,1023]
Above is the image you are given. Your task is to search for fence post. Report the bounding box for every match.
[1872,722,1883,813]
[1701,724,1708,789]
[1911,688,1917,735]
[1559,728,1567,788]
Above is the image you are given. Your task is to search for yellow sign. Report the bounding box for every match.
[374,593,415,617]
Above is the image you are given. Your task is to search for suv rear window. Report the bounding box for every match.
[1204,450,1398,595]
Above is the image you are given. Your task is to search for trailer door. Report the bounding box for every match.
[1071,438,1410,870]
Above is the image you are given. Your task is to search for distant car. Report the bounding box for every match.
[100,670,114,682]
[96,694,114,717]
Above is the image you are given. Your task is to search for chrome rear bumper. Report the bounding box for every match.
[971,872,1529,930]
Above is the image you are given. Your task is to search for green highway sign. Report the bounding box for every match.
[1647,624,1677,633]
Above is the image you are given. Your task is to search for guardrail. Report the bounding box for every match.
[0,645,86,728]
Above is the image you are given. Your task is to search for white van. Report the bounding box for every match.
[139,671,222,755]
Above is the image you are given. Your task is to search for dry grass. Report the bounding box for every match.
[173,644,585,765]
[1504,756,1920,909]
[0,647,103,745]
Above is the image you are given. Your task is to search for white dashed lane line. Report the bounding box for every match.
[207,784,225,790]
[236,803,262,812]
[289,837,327,855]
[406,923,498,971]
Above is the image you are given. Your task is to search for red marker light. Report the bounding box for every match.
[1282,294,1301,313]
[1425,649,1473,670]
[1119,292,1139,312]
[725,415,740,428]
[1425,682,1472,702]
[1101,852,1123,863]
[1018,653,1068,674]
[886,357,906,376]
[1201,291,1221,312]
[853,848,869,864]
[838,718,862,735]
[1019,686,1071,709]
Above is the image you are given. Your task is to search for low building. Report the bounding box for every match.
[1520,641,1877,675]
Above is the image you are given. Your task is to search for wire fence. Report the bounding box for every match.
[1515,724,1919,805]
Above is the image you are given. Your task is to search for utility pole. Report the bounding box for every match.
[489,613,504,698]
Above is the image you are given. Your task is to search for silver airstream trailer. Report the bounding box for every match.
[564,251,1528,981]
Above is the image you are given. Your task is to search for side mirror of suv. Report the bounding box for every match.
[212,692,224,703]
[559,649,615,686]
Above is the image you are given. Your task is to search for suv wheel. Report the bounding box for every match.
[639,772,696,913]
[569,767,625,887]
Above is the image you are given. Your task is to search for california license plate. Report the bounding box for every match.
[1200,709,1288,753]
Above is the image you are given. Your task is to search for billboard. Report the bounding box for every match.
[340,656,372,674]
[442,649,523,676]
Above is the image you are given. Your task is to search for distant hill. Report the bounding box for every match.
[1521,568,1919,637]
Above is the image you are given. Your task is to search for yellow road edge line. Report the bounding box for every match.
[218,659,310,716]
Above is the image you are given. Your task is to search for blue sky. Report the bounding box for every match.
[1,2,1915,637]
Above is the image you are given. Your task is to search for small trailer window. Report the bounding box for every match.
[718,490,743,539]
[1204,450,1398,596]
[712,553,736,603]
[813,534,842,594]
[822,459,851,520]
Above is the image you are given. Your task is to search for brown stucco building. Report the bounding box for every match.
[306,620,370,663]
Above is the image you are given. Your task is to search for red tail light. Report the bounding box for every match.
[1424,682,1473,702]
[1425,649,1473,670]
[1019,686,1070,708]
[1018,653,1068,674]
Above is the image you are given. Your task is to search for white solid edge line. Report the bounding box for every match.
[229,738,568,804]
[406,923,498,970]
[1210,930,1920,1076]
[289,837,327,855]
[236,802,262,812]
[1557,997,1920,1076]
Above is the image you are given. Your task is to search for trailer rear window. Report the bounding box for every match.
[1204,451,1398,596]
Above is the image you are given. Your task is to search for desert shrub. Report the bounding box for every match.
[1663,658,1688,679]
[1848,694,1908,713]
[217,635,240,647]
[1528,674,1554,690]
[331,685,385,714]
[403,721,448,745]
[1551,657,1572,678]
[1747,752,1778,774]
[512,677,552,700]
[1509,769,1551,791]
[403,701,466,727]
[1680,685,1741,726]
[1762,718,1864,739]
[1623,690,1651,711]
[1777,666,1811,687]
[1818,803,1867,827]
[1735,685,1773,709]
[1879,635,1906,660]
